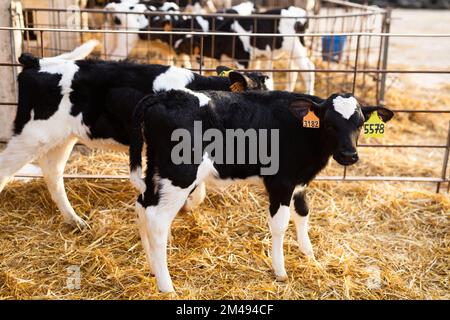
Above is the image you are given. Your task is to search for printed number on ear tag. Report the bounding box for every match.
[363,112,385,138]
[303,110,320,128]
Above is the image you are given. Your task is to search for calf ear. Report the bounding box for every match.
[216,66,233,76]
[228,71,251,92]
[289,98,320,120]
[362,106,394,122]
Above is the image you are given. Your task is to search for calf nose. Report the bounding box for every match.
[340,151,359,162]
[114,16,122,25]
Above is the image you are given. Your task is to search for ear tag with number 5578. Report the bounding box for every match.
[303,109,320,128]
[363,112,385,138]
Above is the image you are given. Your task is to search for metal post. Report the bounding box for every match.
[436,121,450,193]
[379,9,391,105]
[352,34,361,94]
[199,35,203,76]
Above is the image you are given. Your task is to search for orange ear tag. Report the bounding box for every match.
[230,82,244,92]
[303,109,320,128]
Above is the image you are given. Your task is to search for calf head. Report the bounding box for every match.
[106,1,180,30]
[216,66,272,91]
[289,93,394,166]
[105,0,149,29]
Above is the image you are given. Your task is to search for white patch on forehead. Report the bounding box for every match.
[333,96,358,120]
[153,66,195,92]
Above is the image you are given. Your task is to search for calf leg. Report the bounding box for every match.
[286,58,299,92]
[292,190,314,257]
[0,135,45,194]
[296,56,315,95]
[182,182,206,212]
[142,178,192,292]
[266,182,295,281]
[37,138,87,228]
[135,201,154,275]
[283,38,315,94]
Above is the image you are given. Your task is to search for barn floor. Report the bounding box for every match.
[0,176,448,299]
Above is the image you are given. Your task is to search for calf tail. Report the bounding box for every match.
[129,95,161,194]
[52,39,99,60]
[18,40,98,67]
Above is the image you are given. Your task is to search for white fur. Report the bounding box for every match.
[231,1,255,15]
[130,167,146,194]
[333,96,358,120]
[185,90,211,107]
[269,205,291,281]
[39,59,79,95]
[195,16,209,32]
[47,40,98,61]
[291,213,313,257]
[136,202,154,275]
[153,66,195,92]
[159,2,180,12]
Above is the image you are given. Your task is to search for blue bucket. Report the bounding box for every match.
[322,35,347,63]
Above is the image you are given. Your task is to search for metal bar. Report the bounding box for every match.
[352,35,361,94]
[379,9,392,104]
[5,62,448,75]
[8,173,447,184]
[437,121,450,193]
[3,26,450,38]
[21,8,386,20]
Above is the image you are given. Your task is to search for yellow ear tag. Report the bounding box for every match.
[363,112,385,138]
[303,109,320,128]
[219,69,234,77]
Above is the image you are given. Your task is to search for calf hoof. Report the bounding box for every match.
[275,274,288,282]
[298,237,314,258]
[158,283,175,293]
[66,216,89,230]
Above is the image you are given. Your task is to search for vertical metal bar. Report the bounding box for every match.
[436,121,450,193]
[199,35,204,76]
[40,30,44,57]
[352,34,361,94]
[379,9,391,104]
[346,34,362,180]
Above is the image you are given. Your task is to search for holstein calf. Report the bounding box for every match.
[129,90,393,292]
[0,41,270,228]
[107,1,314,92]
[159,2,315,93]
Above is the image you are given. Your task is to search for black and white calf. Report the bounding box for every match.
[168,2,315,93]
[129,89,393,292]
[0,41,270,228]
[106,1,314,93]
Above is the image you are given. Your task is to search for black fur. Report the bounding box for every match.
[15,58,268,144]
[130,89,393,210]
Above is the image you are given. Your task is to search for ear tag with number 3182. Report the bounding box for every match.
[303,109,320,128]
[363,112,385,138]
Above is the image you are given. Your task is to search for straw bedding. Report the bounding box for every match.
[0,51,449,299]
